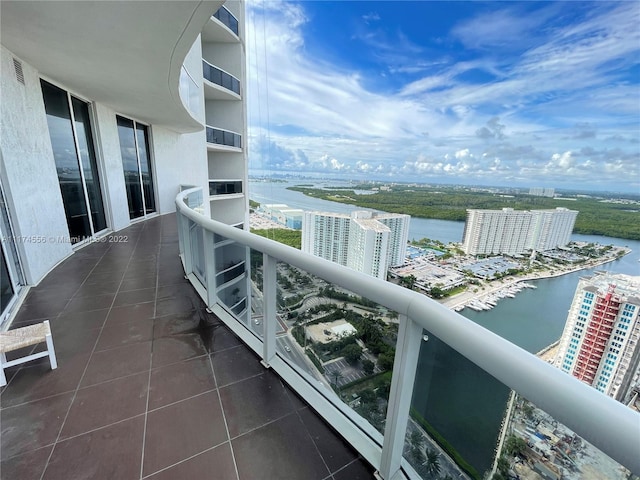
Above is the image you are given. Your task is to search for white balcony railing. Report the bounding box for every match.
[176,187,639,479]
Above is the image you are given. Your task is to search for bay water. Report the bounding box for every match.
[249,179,639,474]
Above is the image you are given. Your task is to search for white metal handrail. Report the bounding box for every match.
[176,187,640,477]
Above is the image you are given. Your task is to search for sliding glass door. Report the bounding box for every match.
[0,181,24,326]
[41,80,107,243]
[116,116,156,219]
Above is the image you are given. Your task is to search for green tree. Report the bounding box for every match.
[342,343,363,364]
[362,359,375,375]
[409,430,423,451]
[377,351,394,371]
[422,448,441,477]
[504,435,527,457]
[496,456,510,476]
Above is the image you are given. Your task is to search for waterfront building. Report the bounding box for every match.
[375,213,411,267]
[461,207,577,255]
[529,187,555,197]
[530,208,577,252]
[347,212,391,279]
[258,203,303,229]
[302,211,352,266]
[555,272,640,401]
[302,210,409,279]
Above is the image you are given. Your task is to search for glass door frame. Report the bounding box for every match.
[0,177,25,328]
[40,78,110,247]
[116,114,158,221]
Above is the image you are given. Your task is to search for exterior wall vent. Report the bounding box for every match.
[13,58,25,85]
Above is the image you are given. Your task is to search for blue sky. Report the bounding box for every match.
[246,1,640,193]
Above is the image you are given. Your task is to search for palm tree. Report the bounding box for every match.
[422,448,441,478]
[409,430,424,451]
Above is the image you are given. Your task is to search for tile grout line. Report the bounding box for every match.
[139,220,162,480]
[293,404,334,476]
[139,440,229,480]
[38,228,147,480]
[208,352,241,480]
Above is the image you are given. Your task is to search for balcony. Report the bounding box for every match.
[0,216,372,479]
[209,179,243,198]
[3,192,638,480]
[206,126,241,152]
[202,6,240,43]
[212,6,239,36]
[174,186,639,479]
[203,60,241,100]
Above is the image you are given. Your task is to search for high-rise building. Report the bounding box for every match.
[555,272,640,401]
[461,207,577,255]
[302,211,352,266]
[347,212,391,279]
[302,210,409,279]
[530,208,577,252]
[375,213,411,267]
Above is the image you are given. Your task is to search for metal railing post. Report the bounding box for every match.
[202,229,217,308]
[182,218,194,276]
[262,253,277,367]
[176,210,185,257]
[378,315,423,479]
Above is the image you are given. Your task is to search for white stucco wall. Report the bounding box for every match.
[153,38,208,216]
[201,43,242,79]
[152,126,208,215]
[0,46,72,284]
[92,103,131,232]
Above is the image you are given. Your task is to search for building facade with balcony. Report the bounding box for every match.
[461,207,578,255]
[0,0,248,328]
[555,272,640,401]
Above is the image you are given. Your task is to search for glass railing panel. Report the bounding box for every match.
[209,180,243,196]
[216,261,245,285]
[212,5,239,36]
[402,333,635,480]
[273,261,399,435]
[206,127,241,149]
[218,256,249,318]
[179,66,201,117]
[202,61,241,95]
[182,187,204,217]
[496,396,632,480]
[403,330,506,479]
[249,247,264,338]
[189,222,205,284]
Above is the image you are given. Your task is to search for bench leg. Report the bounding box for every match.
[45,333,57,370]
[0,352,7,387]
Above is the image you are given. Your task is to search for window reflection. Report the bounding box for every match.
[41,80,105,243]
[117,116,156,219]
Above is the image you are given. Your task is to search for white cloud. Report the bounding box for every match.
[245,1,639,191]
[455,149,472,159]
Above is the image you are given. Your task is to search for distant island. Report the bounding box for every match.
[287,185,640,241]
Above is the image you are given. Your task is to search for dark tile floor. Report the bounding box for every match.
[0,215,375,480]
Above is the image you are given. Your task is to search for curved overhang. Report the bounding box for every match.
[1,0,223,133]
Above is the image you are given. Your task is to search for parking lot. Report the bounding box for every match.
[323,358,367,388]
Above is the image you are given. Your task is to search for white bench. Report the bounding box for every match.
[0,320,57,386]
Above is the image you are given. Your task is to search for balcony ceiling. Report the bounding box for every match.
[1,1,223,133]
